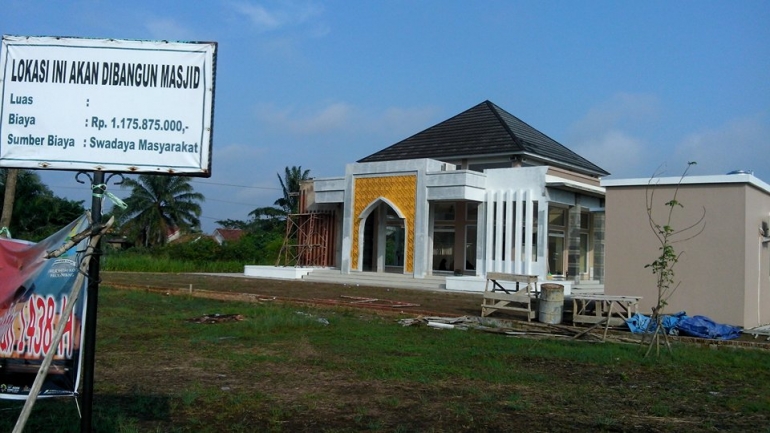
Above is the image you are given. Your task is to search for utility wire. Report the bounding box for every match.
[205,198,261,207]
[191,180,280,190]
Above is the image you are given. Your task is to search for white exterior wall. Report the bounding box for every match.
[310,161,598,283]
[481,167,549,279]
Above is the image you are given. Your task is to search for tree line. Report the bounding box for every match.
[0,166,310,266]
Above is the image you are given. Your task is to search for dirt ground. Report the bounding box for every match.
[101,272,770,344]
[102,271,485,318]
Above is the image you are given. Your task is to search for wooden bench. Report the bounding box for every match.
[480,273,539,321]
[571,295,641,327]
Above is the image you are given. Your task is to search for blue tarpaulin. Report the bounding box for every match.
[676,315,742,340]
[626,312,742,340]
[626,311,687,335]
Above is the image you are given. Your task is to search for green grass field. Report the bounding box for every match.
[2,287,768,432]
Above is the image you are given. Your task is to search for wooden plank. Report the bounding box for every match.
[572,294,640,327]
[482,292,532,303]
[571,295,641,302]
[572,319,607,339]
[485,273,538,296]
[603,302,614,341]
[481,297,535,320]
[481,273,539,321]
[485,272,538,283]
[482,305,532,314]
[573,314,626,327]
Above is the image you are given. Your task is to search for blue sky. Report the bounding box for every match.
[2,0,768,232]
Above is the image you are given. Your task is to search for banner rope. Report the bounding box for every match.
[91,183,128,210]
[0,227,11,239]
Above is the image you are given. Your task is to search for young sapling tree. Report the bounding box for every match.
[643,161,706,357]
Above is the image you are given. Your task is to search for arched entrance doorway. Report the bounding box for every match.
[358,200,407,274]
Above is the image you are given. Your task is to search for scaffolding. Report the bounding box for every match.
[276,211,336,267]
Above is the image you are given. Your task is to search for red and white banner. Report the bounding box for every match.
[0,215,89,399]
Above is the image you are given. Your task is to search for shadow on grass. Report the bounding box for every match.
[0,392,173,433]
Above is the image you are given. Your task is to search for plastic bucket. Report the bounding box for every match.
[538,284,564,324]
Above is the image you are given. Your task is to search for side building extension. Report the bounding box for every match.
[300,101,610,290]
[603,173,770,329]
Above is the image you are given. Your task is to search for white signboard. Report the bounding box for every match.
[0,35,216,176]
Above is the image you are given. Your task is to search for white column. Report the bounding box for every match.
[485,190,495,274]
[524,189,534,275]
[514,190,523,274]
[494,190,504,273]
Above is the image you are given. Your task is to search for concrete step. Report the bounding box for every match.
[573,279,604,293]
[302,269,447,291]
[575,279,602,285]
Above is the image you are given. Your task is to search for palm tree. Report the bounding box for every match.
[117,175,204,247]
[246,166,311,229]
[275,166,310,215]
[247,205,288,232]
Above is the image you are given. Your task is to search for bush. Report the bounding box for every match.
[102,229,285,271]
[162,236,222,262]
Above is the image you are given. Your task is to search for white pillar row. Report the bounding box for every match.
[484,188,537,276]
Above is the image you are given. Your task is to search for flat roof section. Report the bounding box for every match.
[602,173,770,195]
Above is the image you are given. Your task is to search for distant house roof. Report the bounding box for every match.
[213,228,245,244]
[167,227,181,243]
[358,100,609,177]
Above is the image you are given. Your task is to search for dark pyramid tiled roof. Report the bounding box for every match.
[358,100,609,177]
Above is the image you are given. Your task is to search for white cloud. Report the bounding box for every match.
[299,103,353,133]
[253,102,440,138]
[231,3,281,31]
[144,18,195,41]
[569,94,770,180]
[673,113,770,178]
[228,0,324,34]
[255,102,353,134]
[214,143,269,161]
[568,92,662,177]
[376,106,442,137]
[571,92,660,137]
[572,130,648,177]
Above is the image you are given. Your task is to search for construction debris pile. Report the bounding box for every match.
[187,313,245,324]
[397,315,640,344]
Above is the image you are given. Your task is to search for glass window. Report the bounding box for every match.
[527,202,538,260]
[579,233,589,273]
[433,227,455,272]
[466,203,478,221]
[506,201,538,262]
[465,225,476,271]
[548,231,565,275]
[580,212,590,230]
[549,208,566,227]
[435,203,455,221]
[385,207,404,267]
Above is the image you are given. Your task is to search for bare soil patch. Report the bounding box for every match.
[102,271,484,317]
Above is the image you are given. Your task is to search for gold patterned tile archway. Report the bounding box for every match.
[351,175,416,273]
